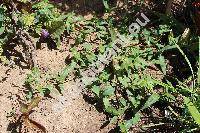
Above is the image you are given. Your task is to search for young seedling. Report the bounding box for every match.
[16,97,46,133]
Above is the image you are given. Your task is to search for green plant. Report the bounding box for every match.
[14,97,46,132]
[25,67,61,98]
[0,0,76,67]
[1,0,199,132]
[67,17,168,131]
[65,11,200,131]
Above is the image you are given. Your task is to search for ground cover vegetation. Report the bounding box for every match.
[0,0,200,132]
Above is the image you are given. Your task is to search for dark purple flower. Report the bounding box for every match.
[41,29,49,38]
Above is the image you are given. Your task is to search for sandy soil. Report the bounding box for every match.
[0,1,186,132]
[0,47,113,133]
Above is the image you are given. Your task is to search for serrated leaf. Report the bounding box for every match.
[119,113,140,133]
[141,93,160,110]
[125,113,141,130]
[118,76,130,88]
[22,13,35,27]
[103,97,119,115]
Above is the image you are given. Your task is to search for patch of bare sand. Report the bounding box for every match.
[30,82,112,133]
[0,65,29,133]
[0,47,113,132]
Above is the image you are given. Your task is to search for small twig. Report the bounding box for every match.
[142,122,173,128]
[168,106,179,117]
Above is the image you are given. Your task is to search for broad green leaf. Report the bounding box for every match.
[20,103,29,114]
[28,97,42,112]
[106,106,119,116]
[103,97,110,109]
[119,123,127,133]
[119,97,127,107]
[110,116,118,124]
[22,13,35,27]
[184,97,200,125]
[141,93,160,110]
[119,113,141,133]
[103,86,115,96]
[102,0,110,10]
[129,96,140,108]
[0,22,4,35]
[118,76,130,88]
[103,97,119,115]
[91,85,100,97]
[125,113,141,130]
[58,61,76,82]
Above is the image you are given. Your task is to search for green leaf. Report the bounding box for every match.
[118,76,130,88]
[0,6,5,35]
[20,103,29,114]
[158,55,166,75]
[119,113,141,133]
[119,97,127,107]
[103,86,115,96]
[129,96,140,108]
[125,113,141,130]
[0,23,4,35]
[102,0,110,10]
[103,97,110,109]
[141,93,160,110]
[103,97,119,115]
[28,97,42,112]
[184,97,200,125]
[91,85,100,97]
[58,61,76,82]
[45,84,53,91]
[110,116,118,124]
[106,106,119,116]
